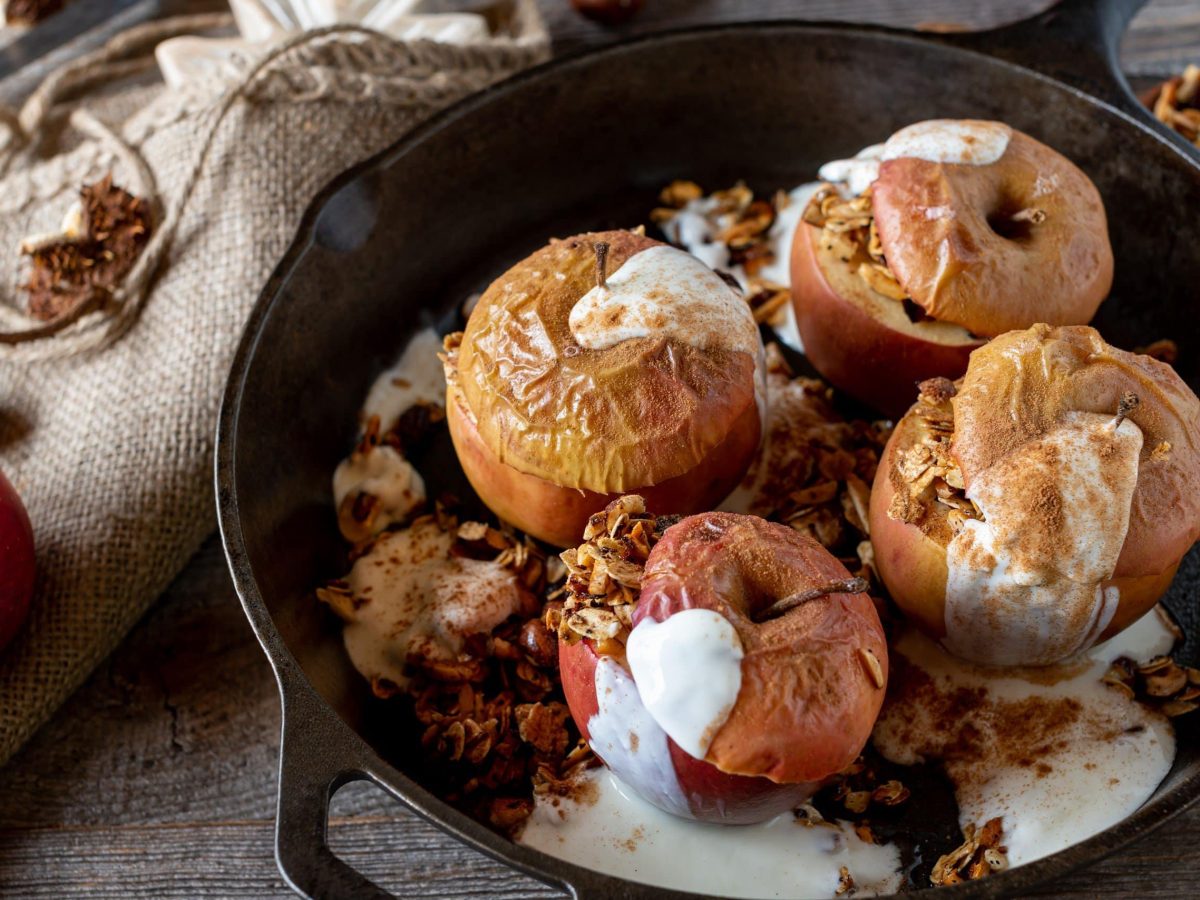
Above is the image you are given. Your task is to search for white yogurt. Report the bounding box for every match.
[569,244,766,415]
[943,412,1143,666]
[587,656,690,818]
[332,444,425,539]
[626,610,745,760]
[569,244,759,357]
[336,522,526,693]
[819,120,1013,195]
[873,607,1176,867]
[818,143,885,197]
[882,120,1012,167]
[519,768,903,898]
[362,327,446,433]
[661,195,731,272]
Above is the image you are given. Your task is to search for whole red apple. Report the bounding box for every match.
[560,510,887,823]
[0,467,34,652]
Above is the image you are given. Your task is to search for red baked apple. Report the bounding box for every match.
[791,120,1113,417]
[0,468,35,652]
[559,504,887,823]
[790,220,982,418]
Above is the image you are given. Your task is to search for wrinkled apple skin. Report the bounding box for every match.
[559,636,813,824]
[447,385,759,548]
[558,512,887,823]
[870,408,1183,652]
[0,468,35,652]
[637,513,887,784]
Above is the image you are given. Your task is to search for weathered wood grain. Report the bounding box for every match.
[1,1,1199,897]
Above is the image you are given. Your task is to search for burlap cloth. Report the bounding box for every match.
[0,3,549,766]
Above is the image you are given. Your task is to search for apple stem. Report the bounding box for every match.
[1113,391,1140,431]
[755,577,869,622]
[1010,207,1046,225]
[594,241,609,289]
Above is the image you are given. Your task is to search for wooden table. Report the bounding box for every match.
[1,1,1199,896]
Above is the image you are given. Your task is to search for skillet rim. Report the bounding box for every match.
[215,18,1200,899]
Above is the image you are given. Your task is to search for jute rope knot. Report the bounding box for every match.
[0,6,547,360]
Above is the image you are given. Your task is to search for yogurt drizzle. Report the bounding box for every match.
[332,327,447,541]
[819,120,1014,195]
[943,411,1143,666]
[568,244,767,415]
[625,609,745,759]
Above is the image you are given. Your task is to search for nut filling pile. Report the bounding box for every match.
[315,118,1200,897]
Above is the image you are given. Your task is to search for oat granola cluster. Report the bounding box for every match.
[802,184,909,303]
[1105,650,1200,718]
[335,501,595,834]
[827,757,911,818]
[1147,64,1200,146]
[930,817,1007,886]
[748,347,893,587]
[551,495,679,656]
[887,377,978,537]
[20,174,153,325]
[651,179,792,327]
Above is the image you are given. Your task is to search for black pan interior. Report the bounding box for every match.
[223,22,1200,898]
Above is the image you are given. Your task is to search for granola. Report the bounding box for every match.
[554,495,678,657]
[1104,648,1200,718]
[802,184,910,304]
[930,818,1007,886]
[21,174,153,323]
[887,377,979,542]
[742,345,893,586]
[822,755,912,819]
[1145,64,1200,146]
[652,179,793,327]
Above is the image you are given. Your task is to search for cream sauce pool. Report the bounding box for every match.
[873,607,1176,867]
[519,768,903,898]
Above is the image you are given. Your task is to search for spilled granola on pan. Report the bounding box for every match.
[1144,63,1200,145]
[930,817,1007,886]
[653,179,792,327]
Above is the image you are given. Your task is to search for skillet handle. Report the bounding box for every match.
[933,0,1149,117]
[274,671,397,900]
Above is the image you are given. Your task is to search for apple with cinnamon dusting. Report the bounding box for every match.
[791,120,1113,417]
[869,324,1200,666]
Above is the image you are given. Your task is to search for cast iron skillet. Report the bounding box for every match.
[216,1,1200,896]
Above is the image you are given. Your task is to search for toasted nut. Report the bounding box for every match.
[859,647,886,689]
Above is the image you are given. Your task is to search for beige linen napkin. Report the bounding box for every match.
[0,1,548,765]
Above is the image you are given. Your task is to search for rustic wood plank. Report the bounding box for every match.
[0,1,1198,897]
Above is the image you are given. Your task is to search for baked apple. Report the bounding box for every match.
[869,324,1200,666]
[445,230,764,547]
[556,496,888,823]
[0,467,35,652]
[792,120,1113,416]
